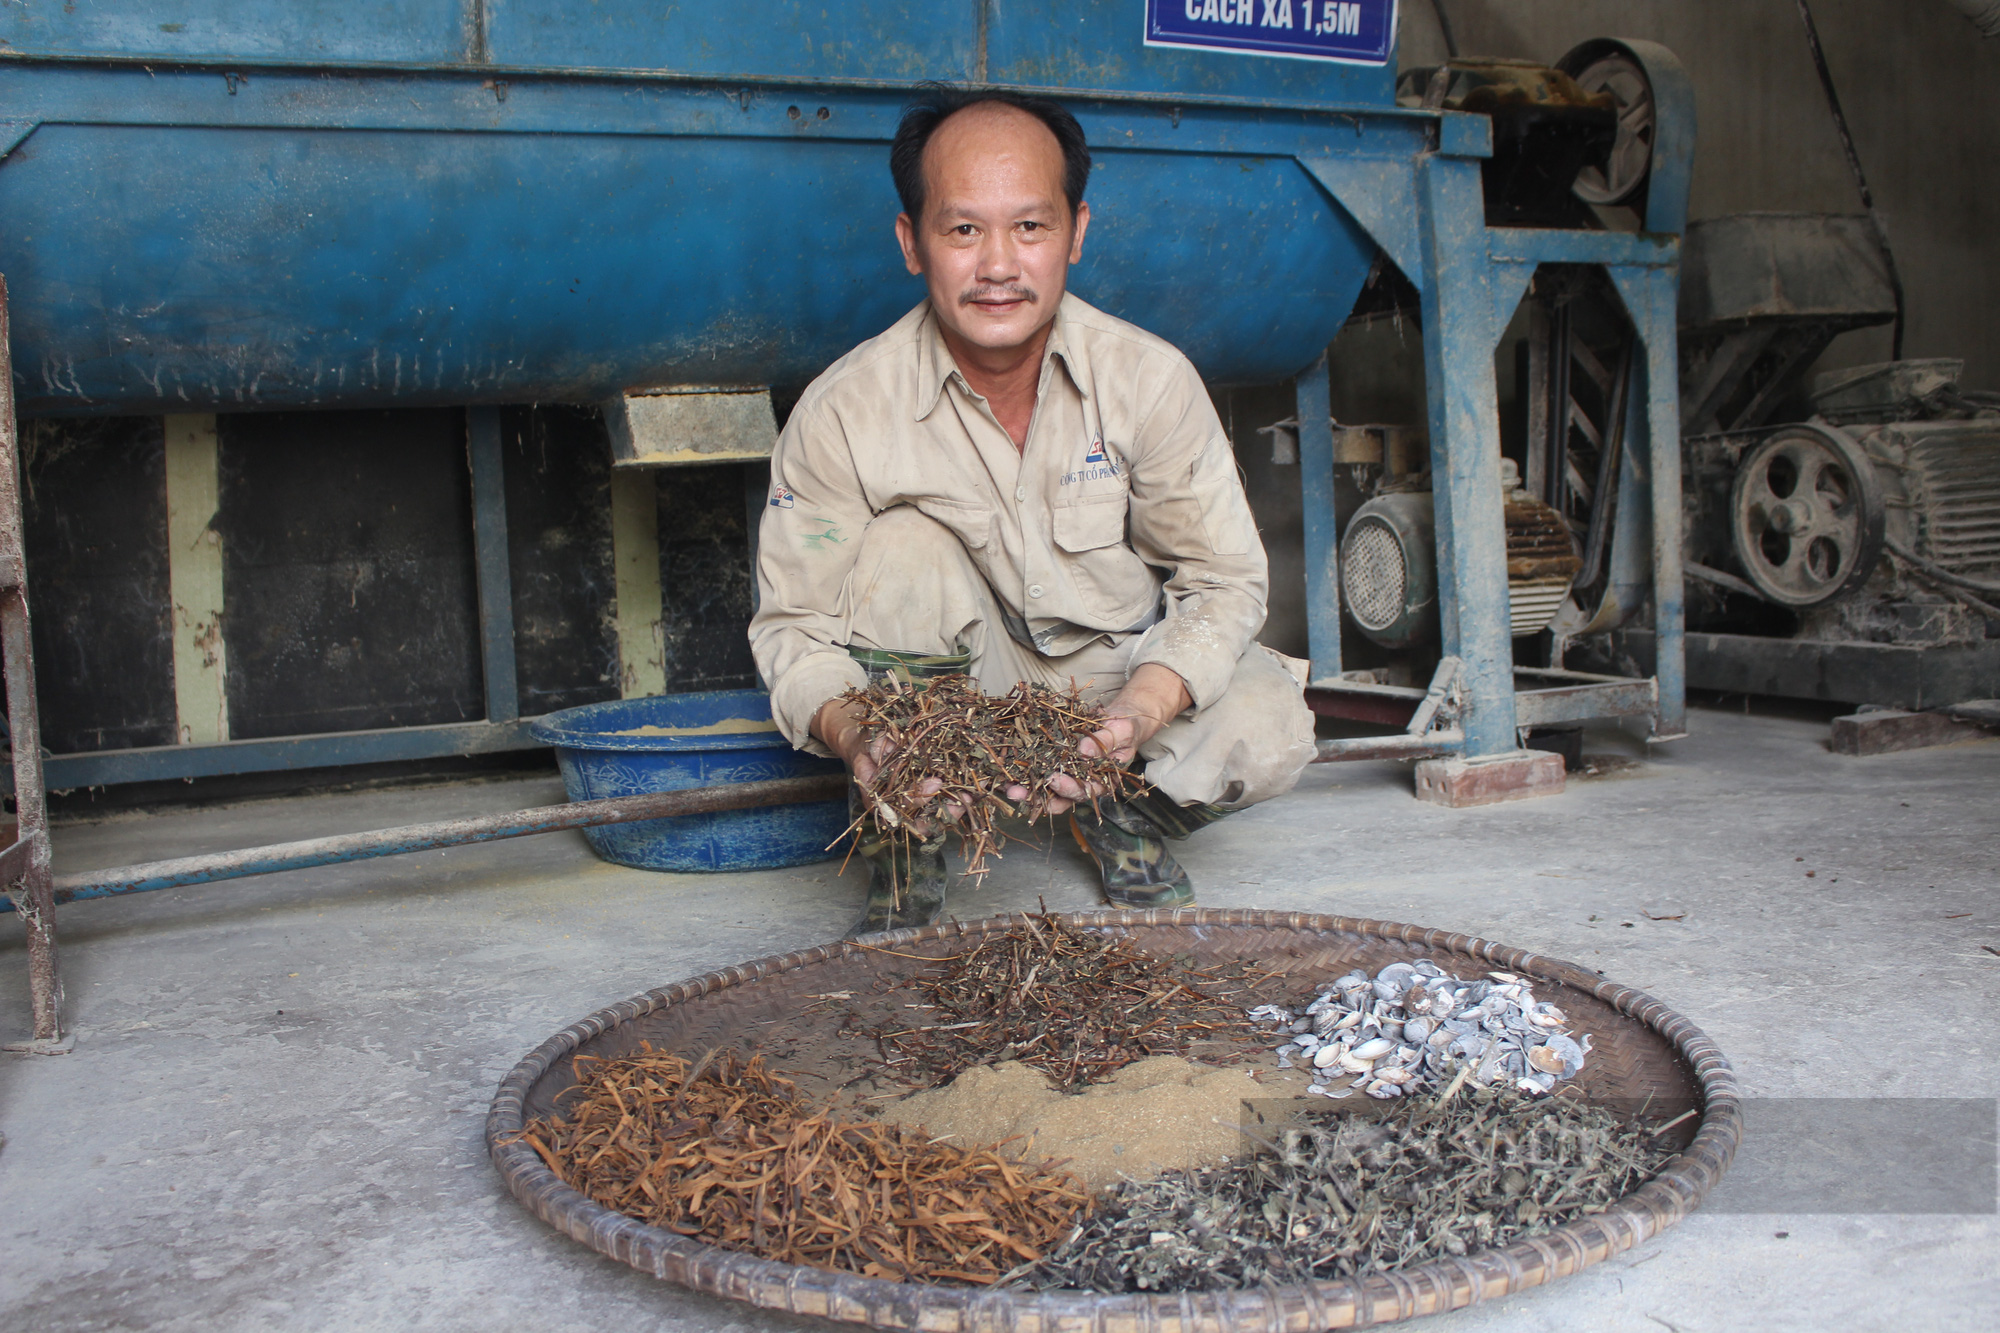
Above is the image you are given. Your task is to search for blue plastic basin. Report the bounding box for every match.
[529,690,847,873]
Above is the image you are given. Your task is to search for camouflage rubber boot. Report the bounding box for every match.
[846,646,973,686]
[850,822,949,936]
[1112,784,1238,841]
[1067,803,1196,910]
[842,645,968,936]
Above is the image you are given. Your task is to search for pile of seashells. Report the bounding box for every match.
[1247,960,1591,1101]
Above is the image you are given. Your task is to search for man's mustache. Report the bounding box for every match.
[959,284,1037,307]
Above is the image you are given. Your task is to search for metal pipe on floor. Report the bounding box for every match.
[37,774,848,906]
[1314,730,1465,763]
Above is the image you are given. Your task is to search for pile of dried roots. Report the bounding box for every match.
[838,676,1146,878]
[1017,1081,1682,1291]
[872,911,1260,1093]
[516,1046,1089,1285]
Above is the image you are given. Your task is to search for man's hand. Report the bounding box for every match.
[820,664,1190,826]
[812,694,950,832]
[1027,663,1191,818]
[812,696,885,788]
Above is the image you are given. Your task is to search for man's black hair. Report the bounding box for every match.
[890,83,1091,221]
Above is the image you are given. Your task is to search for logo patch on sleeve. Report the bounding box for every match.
[769,484,795,509]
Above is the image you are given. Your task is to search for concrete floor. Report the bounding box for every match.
[1,703,1996,1332]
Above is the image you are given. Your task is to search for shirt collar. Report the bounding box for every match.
[912,293,1089,421]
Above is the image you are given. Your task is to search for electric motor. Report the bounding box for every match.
[1340,478,1583,649]
[1341,492,1437,650]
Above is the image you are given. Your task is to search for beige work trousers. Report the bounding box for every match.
[841,507,1318,810]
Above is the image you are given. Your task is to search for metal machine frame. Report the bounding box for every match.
[0,43,1694,789]
[1298,40,1696,760]
[3,38,1696,1046]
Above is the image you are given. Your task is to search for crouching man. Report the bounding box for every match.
[749,85,1317,934]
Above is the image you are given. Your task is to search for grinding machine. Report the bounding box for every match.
[1575,213,2000,714]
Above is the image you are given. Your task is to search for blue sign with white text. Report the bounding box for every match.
[1144,0,1397,66]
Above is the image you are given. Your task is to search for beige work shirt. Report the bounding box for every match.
[751,293,1269,754]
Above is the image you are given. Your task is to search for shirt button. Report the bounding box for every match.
[1015,486,1027,502]
[1027,584,1045,599]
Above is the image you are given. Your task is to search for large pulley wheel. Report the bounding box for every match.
[1730,424,1885,607]
[1565,50,1654,206]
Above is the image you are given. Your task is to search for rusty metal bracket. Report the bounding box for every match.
[1313,656,1468,763]
[1404,655,1464,737]
[0,274,61,1045]
[0,828,45,887]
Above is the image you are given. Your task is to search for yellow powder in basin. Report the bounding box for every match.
[868,1056,1319,1193]
[608,718,780,737]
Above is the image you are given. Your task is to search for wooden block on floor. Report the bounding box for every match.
[1830,709,1990,756]
[1413,749,1566,808]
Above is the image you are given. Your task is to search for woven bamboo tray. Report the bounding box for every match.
[487,909,1740,1329]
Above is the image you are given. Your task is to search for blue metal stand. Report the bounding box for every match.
[1295,355,1342,685]
[1299,40,1696,755]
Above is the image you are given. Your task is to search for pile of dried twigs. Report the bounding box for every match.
[516,1045,1090,1284]
[837,675,1147,879]
[1018,1079,1683,1291]
[871,911,1260,1093]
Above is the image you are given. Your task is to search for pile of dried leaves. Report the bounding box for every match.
[1016,1080,1683,1291]
[837,675,1146,879]
[870,911,1261,1093]
[516,1045,1090,1284]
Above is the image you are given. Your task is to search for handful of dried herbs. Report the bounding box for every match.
[872,910,1260,1093]
[837,675,1147,879]
[1016,1082,1681,1292]
[516,1045,1089,1285]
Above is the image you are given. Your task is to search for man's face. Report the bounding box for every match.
[895,103,1090,359]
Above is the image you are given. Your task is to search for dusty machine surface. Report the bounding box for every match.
[1576,213,2000,726]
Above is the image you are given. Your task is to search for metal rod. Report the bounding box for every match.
[466,405,520,722]
[1884,535,2000,598]
[1314,730,1465,763]
[1686,560,1769,603]
[21,717,541,793]
[44,773,848,905]
[1547,302,1573,513]
[1428,0,1460,58]
[0,46,1442,117]
[1576,337,1635,589]
[1523,297,1551,498]
[1639,273,1689,741]
[1295,354,1343,685]
[1795,0,1905,359]
[1415,151,1523,757]
[0,273,62,1042]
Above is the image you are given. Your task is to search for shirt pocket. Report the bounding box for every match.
[1052,492,1129,552]
[1190,436,1255,556]
[911,497,994,550]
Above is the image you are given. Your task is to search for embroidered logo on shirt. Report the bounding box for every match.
[1061,436,1122,487]
[769,485,795,509]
